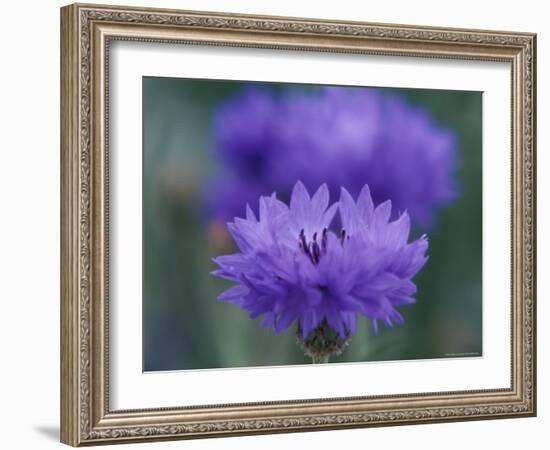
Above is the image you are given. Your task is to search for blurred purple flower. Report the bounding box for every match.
[211,181,428,340]
[205,86,457,228]
[213,88,279,180]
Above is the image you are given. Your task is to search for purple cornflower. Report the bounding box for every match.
[205,86,457,228]
[212,182,428,352]
[212,87,278,181]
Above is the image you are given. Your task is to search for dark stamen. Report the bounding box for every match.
[299,228,326,265]
[299,229,311,257]
[340,229,346,245]
[311,241,321,264]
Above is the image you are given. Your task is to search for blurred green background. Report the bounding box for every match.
[142,77,482,371]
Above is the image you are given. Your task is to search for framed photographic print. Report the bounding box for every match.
[60,3,537,446]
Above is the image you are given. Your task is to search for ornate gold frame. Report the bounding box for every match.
[60,2,537,446]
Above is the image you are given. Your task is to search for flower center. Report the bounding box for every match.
[298,228,347,265]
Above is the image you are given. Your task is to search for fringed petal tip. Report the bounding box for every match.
[291,180,309,200]
[217,284,249,303]
[245,203,257,221]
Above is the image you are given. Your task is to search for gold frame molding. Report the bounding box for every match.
[60,2,537,446]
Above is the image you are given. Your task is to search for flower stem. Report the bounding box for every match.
[311,354,330,364]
